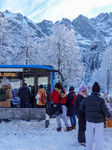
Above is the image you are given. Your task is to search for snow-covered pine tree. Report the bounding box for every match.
[83,37,106,86]
[82,48,92,85]
[83,48,100,85]
[38,24,85,86]
[91,40,112,92]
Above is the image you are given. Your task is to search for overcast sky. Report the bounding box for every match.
[0,0,112,23]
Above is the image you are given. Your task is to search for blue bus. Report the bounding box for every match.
[0,65,64,108]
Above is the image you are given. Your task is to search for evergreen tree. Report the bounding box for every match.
[84,37,106,85]
[91,40,112,92]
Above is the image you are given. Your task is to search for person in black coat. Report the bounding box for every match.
[80,82,111,150]
[74,85,87,147]
[18,83,31,108]
[66,86,77,129]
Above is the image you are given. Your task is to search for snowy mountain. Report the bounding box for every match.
[1,10,112,84]
[1,10,112,52]
[2,10,45,39]
[37,20,53,36]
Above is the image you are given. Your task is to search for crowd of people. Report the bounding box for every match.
[50,82,111,150]
[0,81,111,149]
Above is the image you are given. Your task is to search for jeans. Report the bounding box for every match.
[20,102,29,108]
[70,116,76,125]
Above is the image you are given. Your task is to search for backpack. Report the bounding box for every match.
[0,88,7,101]
[40,91,46,104]
[70,93,76,106]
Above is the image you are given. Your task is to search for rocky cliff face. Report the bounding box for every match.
[37,13,112,51]
[2,10,112,51]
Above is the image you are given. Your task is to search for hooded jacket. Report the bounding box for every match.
[50,88,67,105]
[0,84,13,108]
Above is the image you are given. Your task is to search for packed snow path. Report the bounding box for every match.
[0,118,112,150]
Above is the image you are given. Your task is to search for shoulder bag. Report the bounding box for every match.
[48,92,63,116]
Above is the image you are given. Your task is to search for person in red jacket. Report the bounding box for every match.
[50,82,72,132]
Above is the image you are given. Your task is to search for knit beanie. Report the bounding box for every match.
[79,85,87,92]
[92,82,100,93]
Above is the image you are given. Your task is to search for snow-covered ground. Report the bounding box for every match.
[0,117,112,150]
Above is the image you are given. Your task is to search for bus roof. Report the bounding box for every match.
[0,65,53,70]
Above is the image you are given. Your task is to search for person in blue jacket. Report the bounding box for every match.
[66,86,77,129]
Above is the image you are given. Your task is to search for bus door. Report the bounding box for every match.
[23,74,35,108]
[36,74,50,108]
[23,73,50,108]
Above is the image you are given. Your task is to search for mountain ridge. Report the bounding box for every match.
[1,10,112,52]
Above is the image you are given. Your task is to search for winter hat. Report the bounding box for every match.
[6,82,11,87]
[23,83,27,86]
[39,84,43,88]
[69,86,74,92]
[55,82,63,90]
[79,85,87,92]
[92,82,100,93]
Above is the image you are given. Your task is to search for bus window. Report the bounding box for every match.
[37,76,48,92]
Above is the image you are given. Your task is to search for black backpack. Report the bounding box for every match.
[0,88,7,101]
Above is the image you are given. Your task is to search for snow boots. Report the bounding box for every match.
[57,127,61,132]
[57,126,72,132]
[71,125,76,129]
[66,126,72,131]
